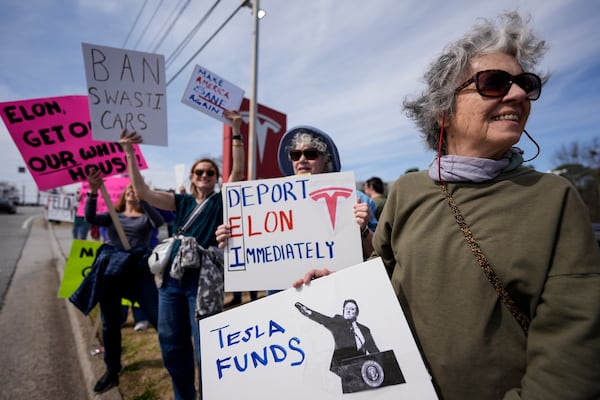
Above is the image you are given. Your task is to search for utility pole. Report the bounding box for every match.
[247,0,260,180]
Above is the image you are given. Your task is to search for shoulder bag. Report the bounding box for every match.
[440,183,530,335]
[148,193,216,275]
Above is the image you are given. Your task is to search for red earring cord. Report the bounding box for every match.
[437,113,446,184]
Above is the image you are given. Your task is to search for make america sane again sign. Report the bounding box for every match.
[181,64,244,125]
[82,43,168,146]
[222,171,363,291]
[200,258,439,399]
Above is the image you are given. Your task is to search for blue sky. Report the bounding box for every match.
[1,0,599,203]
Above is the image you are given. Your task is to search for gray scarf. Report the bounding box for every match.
[428,147,524,183]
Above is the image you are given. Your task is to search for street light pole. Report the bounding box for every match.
[247,0,260,180]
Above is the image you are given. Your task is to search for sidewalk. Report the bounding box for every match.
[48,222,123,400]
[49,221,262,399]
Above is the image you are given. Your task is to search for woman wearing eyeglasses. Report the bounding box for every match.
[216,124,378,267]
[294,12,600,400]
[119,110,245,400]
[277,125,378,235]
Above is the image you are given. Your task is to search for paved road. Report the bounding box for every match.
[0,208,33,307]
[0,208,121,400]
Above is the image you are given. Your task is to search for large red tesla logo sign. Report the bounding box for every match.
[222,98,287,180]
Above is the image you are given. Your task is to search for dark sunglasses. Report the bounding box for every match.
[193,169,216,177]
[455,69,542,100]
[289,148,321,161]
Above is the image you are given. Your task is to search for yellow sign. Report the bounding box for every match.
[58,239,102,298]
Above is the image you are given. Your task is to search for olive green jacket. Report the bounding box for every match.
[373,168,600,400]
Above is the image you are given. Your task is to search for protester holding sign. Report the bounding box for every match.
[74,169,165,394]
[294,12,600,400]
[217,125,376,264]
[119,110,245,400]
[277,125,377,241]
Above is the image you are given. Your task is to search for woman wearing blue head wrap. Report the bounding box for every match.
[216,125,377,286]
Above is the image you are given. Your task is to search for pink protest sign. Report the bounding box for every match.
[0,95,147,191]
[75,176,131,216]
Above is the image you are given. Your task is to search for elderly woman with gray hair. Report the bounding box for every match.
[217,125,377,259]
[277,125,378,234]
[295,11,600,400]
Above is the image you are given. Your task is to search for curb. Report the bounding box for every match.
[48,222,123,400]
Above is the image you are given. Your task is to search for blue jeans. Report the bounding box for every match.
[158,269,201,400]
[100,260,158,375]
[72,217,90,240]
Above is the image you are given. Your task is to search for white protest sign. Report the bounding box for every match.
[46,193,76,222]
[82,43,168,146]
[200,258,439,399]
[221,171,363,291]
[175,163,186,190]
[181,64,244,125]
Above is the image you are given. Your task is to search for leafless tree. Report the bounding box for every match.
[554,137,600,170]
[553,137,600,221]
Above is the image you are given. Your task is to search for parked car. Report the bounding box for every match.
[0,197,17,214]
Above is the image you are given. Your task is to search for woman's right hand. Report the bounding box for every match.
[224,110,242,132]
[215,223,232,249]
[292,268,333,289]
[119,129,143,153]
[86,167,103,193]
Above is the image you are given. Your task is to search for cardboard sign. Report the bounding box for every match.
[82,43,168,146]
[58,239,103,298]
[181,64,244,125]
[0,95,147,191]
[76,176,130,216]
[221,172,363,291]
[46,193,76,222]
[175,163,186,190]
[58,239,138,309]
[200,258,439,399]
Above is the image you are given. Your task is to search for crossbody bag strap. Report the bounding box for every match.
[177,192,217,235]
[440,183,530,335]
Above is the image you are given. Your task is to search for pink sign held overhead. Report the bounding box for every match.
[75,176,131,217]
[0,95,147,191]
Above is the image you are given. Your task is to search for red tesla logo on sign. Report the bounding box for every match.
[309,187,354,230]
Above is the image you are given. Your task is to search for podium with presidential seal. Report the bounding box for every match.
[340,350,405,393]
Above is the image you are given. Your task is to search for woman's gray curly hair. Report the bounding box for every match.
[287,131,335,172]
[403,11,549,153]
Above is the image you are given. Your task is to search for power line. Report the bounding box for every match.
[132,0,165,50]
[165,0,221,68]
[167,2,245,86]
[147,0,185,51]
[122,0,149,48]
[149,0,191,53]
